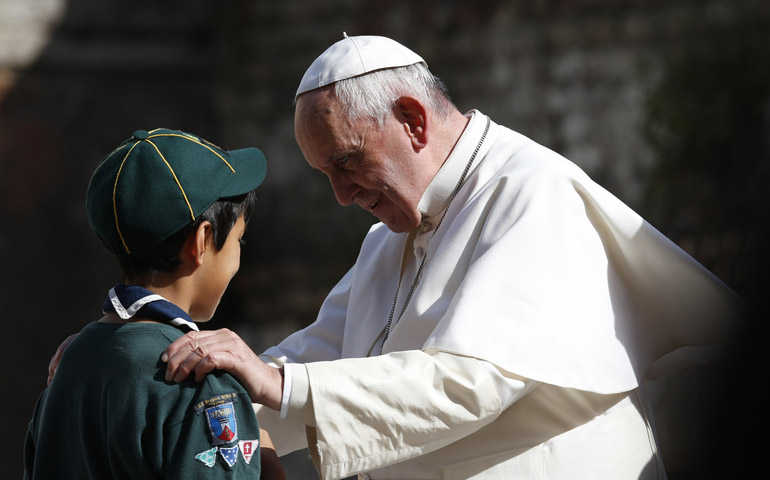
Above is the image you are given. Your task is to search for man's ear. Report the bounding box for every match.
[186,221,213,267]
[396,96,428,151]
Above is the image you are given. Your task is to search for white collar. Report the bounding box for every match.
[418,110,490,220]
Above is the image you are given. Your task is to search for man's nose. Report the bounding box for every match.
[328,172,357,206]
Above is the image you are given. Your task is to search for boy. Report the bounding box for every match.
[24,128,283,479]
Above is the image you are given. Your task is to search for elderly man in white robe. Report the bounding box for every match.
[159,35,743,479]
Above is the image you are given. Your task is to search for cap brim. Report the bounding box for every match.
[220,147,267,197]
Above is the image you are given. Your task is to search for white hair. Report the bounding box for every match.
[334,63,454,127]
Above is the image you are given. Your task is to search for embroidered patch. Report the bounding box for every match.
[195,447,218,467]
[220,445,239,467]
[194,393,239,414]
[204,402,239,445]
[196,393,240,446]
[239,439,259,464]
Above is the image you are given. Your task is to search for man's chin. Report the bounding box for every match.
[379,215,419,234]
[363,202,419,233]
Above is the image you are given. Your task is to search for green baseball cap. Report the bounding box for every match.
[86,128,267,255]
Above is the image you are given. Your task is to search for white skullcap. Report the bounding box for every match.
[295,33,426,97]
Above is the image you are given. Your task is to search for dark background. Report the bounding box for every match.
[2,0,768,478]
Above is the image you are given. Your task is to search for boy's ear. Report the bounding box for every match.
[185,221,213,267]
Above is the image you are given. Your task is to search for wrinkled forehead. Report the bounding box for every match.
[293,90,347,162]
[296,89,335,130]
[297,86,339,115]
[294,88,358,141]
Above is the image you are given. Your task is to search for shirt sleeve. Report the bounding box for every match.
[252,267,356,458]
[283,350,538,479]
[161,373,262,479]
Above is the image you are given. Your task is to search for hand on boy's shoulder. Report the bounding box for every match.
[162,329,284,410]
[48,333,78,385]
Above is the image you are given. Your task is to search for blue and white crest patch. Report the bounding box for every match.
[205,402,238,445]
[195,393,240,446]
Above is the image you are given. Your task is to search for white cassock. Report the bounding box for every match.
[255,111,744,479]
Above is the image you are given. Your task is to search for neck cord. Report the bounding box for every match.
[379,117,490,354]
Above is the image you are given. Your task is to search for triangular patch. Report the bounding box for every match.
[239,439,259,464]
[219,445,239,467]
[194,447,218,468]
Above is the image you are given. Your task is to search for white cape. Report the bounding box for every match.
[268,115,745,395]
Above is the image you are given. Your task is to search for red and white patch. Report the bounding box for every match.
[239,439,259,464]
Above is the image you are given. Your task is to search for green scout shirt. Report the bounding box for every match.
[24,322,261,479]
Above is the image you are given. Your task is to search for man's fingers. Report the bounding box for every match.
[193,353,226,382]
[163,328,280,407]
[165,341,204,382]
[163,329,241,383]
[162,330,217,380]
[162,330,219,363]
[47,334,78,385]
[171,347,236,383]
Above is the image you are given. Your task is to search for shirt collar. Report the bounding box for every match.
[418,110,489,220]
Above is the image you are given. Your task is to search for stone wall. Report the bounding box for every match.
[3,0,767,477]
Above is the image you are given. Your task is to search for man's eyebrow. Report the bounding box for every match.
[328,152,352,164]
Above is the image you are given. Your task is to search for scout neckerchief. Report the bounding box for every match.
[102,283,199,332]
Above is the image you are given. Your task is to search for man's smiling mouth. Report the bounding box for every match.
[369,194,382,212]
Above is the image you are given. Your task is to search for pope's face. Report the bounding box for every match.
[294,91,427,233]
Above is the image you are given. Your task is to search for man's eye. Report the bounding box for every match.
[335,156,350,166]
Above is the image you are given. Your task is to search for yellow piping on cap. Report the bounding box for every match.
[145,139,196,222]
[111,130,233,255]
[88,142,131,193]
[148,133,236,173]
[112,142,142,254]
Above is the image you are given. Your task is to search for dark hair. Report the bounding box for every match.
[117,190,258,281]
